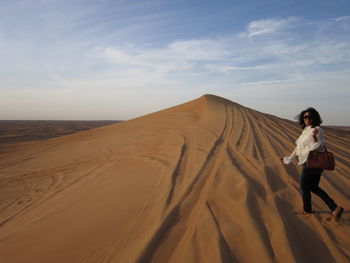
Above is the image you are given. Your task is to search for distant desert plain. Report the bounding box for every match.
[0,94,349,263]
[0,120,121,145]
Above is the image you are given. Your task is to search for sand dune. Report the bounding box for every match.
[0,94,349,263]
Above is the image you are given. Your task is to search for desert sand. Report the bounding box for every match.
[0,94,349,263]
[0,120,120,145]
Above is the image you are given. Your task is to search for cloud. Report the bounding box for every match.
[99,15,350,80]
[102,39,230,71]
[334,16,350,22]
[247,17,296,37]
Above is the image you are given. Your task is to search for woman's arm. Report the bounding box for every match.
[308,127,324,151]
[283,147,297,165]
[289,147,297,160]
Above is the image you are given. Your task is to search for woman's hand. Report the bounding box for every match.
[312,128,318,142]
[281,157,292,165]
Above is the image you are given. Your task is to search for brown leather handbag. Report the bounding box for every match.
[306,146,335,170]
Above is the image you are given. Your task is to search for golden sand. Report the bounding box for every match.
[0,94,349,263]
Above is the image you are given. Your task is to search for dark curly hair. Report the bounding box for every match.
[296,107,323,129]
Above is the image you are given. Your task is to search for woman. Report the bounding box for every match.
[283,107,343,220]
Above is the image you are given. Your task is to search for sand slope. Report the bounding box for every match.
[0,94,349,263]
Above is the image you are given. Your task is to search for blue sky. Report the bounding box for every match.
[1,0,349,125]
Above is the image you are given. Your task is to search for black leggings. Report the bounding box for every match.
[300,164,337,213]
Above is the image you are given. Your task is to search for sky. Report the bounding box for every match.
[0,0,349,125]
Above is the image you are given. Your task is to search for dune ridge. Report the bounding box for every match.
[0,94,349,263]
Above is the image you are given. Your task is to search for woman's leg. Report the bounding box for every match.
[300,165,313,212]
[309,169,337,212]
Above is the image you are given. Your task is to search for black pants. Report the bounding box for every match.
[300,164,337,213]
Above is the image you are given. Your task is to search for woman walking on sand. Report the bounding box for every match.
[282,107,343,220]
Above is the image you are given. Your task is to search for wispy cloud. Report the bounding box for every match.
[334,16,350,22]
[247,17,296,37]
[97,16,350,80]
[101,39,230,74]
